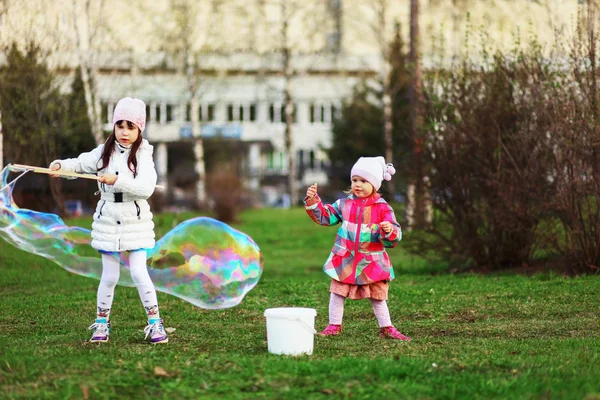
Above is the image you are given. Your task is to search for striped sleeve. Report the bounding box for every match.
[304,194,343,226]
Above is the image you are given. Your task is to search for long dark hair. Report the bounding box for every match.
[98,120,143,177]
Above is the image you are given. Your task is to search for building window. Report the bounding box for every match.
[268,152,274,169]
[310,150,315,169]
[298,149,305,170]
[268,103,295,123]
[269,104,275,122]
[186,104,191,122]
[279,104,296,123]
[166,104,173,122]
[309,103,336,123]
[310,103,326,123]
[200,104,215,122]
[145,105,151,122]
[155,105,161,123]
[226,104,256,122]
[332,104,342,120]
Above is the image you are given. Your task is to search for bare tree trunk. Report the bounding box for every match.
[281,1,297,205]
[72,0,104,146]
[284,56,297,205]
[588,0,600,178]
[0,111,3,171]
[76,55,102,145]
[0,0,4,171]
[173,1,207,209]
[193,138,207,207]
[382,72,394,174]
[589,0,597,118]
[377,0,395,196]
[186,48,207,206]
[191,94,207,207]
[49,178,67,216]
[408,0,429,228]
[90,62,104,139]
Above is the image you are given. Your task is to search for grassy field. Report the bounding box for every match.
[1,207,599,399]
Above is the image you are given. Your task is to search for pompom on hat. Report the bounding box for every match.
[350,156,396,191]
[112,97,146,133]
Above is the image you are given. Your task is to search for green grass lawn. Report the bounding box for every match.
[1,207,599,399]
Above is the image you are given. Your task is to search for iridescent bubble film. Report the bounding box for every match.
[0,166,263,309]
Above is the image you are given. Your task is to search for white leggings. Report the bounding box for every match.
[328,292,392,327]
[96,250,160,320]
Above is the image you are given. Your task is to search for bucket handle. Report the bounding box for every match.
[268,316,317,335]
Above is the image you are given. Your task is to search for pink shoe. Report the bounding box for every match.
[380,326,411,341]
[317,324,342,336]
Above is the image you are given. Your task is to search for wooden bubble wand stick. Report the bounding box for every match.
[8,164,165,190]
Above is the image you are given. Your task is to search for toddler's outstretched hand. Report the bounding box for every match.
[380,221,393,233]
[306,183,318,199]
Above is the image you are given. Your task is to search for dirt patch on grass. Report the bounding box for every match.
[446,308,481,323]
[450,258,584,277]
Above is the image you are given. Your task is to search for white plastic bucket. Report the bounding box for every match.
[264,307,317,356]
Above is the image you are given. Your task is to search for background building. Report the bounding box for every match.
[0,0,581,205]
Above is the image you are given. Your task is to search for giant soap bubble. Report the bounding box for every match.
[0,165,263,309]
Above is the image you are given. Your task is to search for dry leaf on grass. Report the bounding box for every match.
[154,366,170,377]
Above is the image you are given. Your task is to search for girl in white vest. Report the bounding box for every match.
[50,97,167,344]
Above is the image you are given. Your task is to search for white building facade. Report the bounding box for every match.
[74,52,376,204]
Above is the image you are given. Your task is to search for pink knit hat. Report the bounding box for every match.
[350,156,396,191]
[112,97,146,132]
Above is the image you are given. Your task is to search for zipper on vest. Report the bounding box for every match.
[134,201,141,220]
[98,200,106,218]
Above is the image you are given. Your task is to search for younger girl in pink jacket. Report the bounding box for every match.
[304,156,411,340]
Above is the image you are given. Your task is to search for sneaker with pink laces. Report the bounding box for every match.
[380,326,411,341]
[317,324,342,336]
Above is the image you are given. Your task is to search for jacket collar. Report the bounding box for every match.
[116,142,131,151]
[349,192,381,206]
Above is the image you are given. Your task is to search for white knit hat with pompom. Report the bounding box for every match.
[350,156,396,191]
